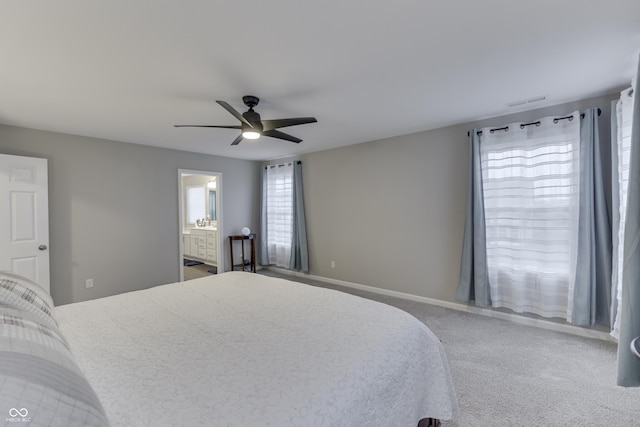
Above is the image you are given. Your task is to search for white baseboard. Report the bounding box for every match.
[266,267,615,343]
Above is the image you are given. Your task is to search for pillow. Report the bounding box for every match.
[0,305,110,427]
[0,270,58,328]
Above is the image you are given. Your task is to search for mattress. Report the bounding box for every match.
[56,272,457,426]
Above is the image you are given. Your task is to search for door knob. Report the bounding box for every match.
[38,245,47,250]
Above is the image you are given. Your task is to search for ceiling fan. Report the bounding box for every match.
[174,95,317,145]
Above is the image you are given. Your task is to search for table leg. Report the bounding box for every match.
[251,239,256,272]
[241,240,246,271]
[229,237,234,271]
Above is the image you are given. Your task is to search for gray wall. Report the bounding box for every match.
[299,92,619,303]
[0,125,261,305]
[0,91,621,307]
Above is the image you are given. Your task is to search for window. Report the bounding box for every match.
[265,163,293,267]
[480,115,581,319]
[612,88,635,338]
[186,185,206,225]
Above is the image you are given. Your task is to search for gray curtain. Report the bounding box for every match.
[457,112,612,325]
[289,161,309,272]
[617,59,640,386]
[572,108,612,326]
[259,165,268,265]
[611,100,621,329]
[455,130,491,307]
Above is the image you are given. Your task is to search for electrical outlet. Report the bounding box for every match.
[85,278,94,288]
[331,261,336,269]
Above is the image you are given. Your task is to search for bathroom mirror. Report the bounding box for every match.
[209,190,217,221]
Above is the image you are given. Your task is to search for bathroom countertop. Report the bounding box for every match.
[183,227,217,234]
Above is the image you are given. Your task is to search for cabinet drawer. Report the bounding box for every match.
[206,249,216,260]
[198,248,206,258]
[206,240,216,249]
[183,236,191,256]
[206,231,217,240]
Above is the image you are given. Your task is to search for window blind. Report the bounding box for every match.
[187,185,206,225]
[265,163,293,267]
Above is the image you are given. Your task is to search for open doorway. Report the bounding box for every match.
[178,169,222,281]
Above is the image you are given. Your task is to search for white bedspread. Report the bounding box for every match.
[56,272,457,426]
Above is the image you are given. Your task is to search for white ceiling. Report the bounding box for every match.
[1,1,639,161]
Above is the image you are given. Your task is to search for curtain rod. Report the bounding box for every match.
[468,108,601,136]
[265,160,301,169]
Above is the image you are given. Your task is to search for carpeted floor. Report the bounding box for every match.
[258,269,640,426]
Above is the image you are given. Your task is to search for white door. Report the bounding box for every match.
[0,154,50,293]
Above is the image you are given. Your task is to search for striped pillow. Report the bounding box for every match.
[0,271,57,328]
[0,305,110,427]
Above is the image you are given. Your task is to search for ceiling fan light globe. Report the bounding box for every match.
[242,131,261,140]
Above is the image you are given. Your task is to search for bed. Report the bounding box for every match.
[1,271,457,426]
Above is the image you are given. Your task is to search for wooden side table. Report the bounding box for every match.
[228,234,256,272]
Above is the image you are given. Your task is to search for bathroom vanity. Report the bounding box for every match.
[183,227,218,266]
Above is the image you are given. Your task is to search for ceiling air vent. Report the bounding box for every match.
[507,96,547,108]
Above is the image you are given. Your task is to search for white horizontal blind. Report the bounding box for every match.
[187,185,206,225]
[612,88,635,339]
[480,114,581,320]
[266,163,293,267]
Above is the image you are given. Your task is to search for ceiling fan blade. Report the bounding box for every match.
[263,129,302,143]
[216,100,254,128]
[231,134,244,146]
[261,117,317,131]
[174,125,241,129]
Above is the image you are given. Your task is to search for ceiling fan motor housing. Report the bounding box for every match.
[242,95,260,108]
[242,109,263,131]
